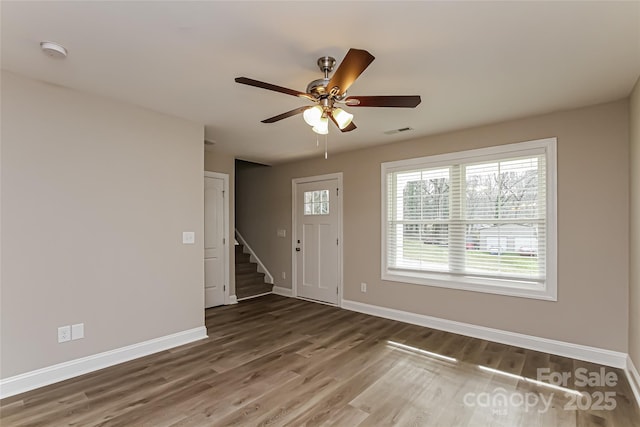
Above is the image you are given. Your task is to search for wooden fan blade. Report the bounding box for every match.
[341,121,357,132]
[329,114,357,132]
[327,49,375,97]
[261,106,312,123]
[345,95,421,108]
[235,77,314,101]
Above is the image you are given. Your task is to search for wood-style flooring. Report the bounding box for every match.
[1,295,639,426]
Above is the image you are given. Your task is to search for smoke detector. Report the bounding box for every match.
[40,41,67,59]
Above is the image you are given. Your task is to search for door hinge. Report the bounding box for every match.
[224,285,226,291]
[336,188,339,196]
[223,237,226,244]
[336,238,339,245]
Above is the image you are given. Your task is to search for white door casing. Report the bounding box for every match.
[204,172,229,308]
[292,173,343,305]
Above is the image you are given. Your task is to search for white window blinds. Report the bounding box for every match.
[382,138,556,300]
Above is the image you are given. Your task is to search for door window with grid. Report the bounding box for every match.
[304,190,329,215]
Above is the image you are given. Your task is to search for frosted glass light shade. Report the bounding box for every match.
[303,106,323,127]
[332,108,353,130]
[312,117,329,135]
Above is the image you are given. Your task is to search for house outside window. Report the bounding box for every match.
[381,138,557,300]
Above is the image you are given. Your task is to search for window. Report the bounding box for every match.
[304,190,330,215]
[381,138,557,300]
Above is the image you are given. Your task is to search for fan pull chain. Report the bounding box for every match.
[324,135,328,159]
[316,134,319,147]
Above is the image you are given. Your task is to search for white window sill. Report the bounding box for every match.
[382,270,557,301]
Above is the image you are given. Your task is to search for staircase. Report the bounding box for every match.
[235,244,273,300]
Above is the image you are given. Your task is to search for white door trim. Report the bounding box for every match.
[204,171,231,305]
[291,172,343,307]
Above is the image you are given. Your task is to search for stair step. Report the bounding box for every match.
[235,252,251,263]
[236,276,266,288]
[237,282,273,299]
[235,262,257,274]
[236,270,264,279]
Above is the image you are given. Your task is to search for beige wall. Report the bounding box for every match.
[630,77,640,368]
[237,100,630,352]
[1,71,205,378]
[204,149,236,296]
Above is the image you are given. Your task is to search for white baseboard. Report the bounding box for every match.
[341,299,627,369]
[228,295,238,305]
[235,229,274,284]
[0,326,207,399]
[272,286,293,297]
[626,355,640,408]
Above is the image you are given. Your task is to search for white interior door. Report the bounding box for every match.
[294,177,340,304]
[204,174,225,308]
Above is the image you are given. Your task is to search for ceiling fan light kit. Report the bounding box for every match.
[303,105,323,127]
[303,106,352,134]
[235,48,421,154]
[312,117,329,135]
[332,108,353,130]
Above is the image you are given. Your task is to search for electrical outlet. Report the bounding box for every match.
[58,325,71,343]
[71,323,84,340]
[361,282,367,293]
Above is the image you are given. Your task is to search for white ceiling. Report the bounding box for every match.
[2,1,639,164]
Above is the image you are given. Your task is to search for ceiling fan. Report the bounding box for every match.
[235,48,421,134]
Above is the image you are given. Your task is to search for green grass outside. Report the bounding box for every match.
[402,239,539,275]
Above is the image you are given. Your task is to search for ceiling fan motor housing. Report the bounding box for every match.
[307,56,346,100]
[306,78,330,98]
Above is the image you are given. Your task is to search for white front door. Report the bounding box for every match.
[204,174,226,308]
[294,176,341,305]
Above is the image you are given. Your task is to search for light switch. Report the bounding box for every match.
[71,323,84,340]
[277,229,286,238]
[182,231,195,244]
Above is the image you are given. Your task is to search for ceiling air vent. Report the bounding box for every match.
[384,127,414,135]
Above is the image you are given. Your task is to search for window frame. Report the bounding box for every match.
[381,137,557,301]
